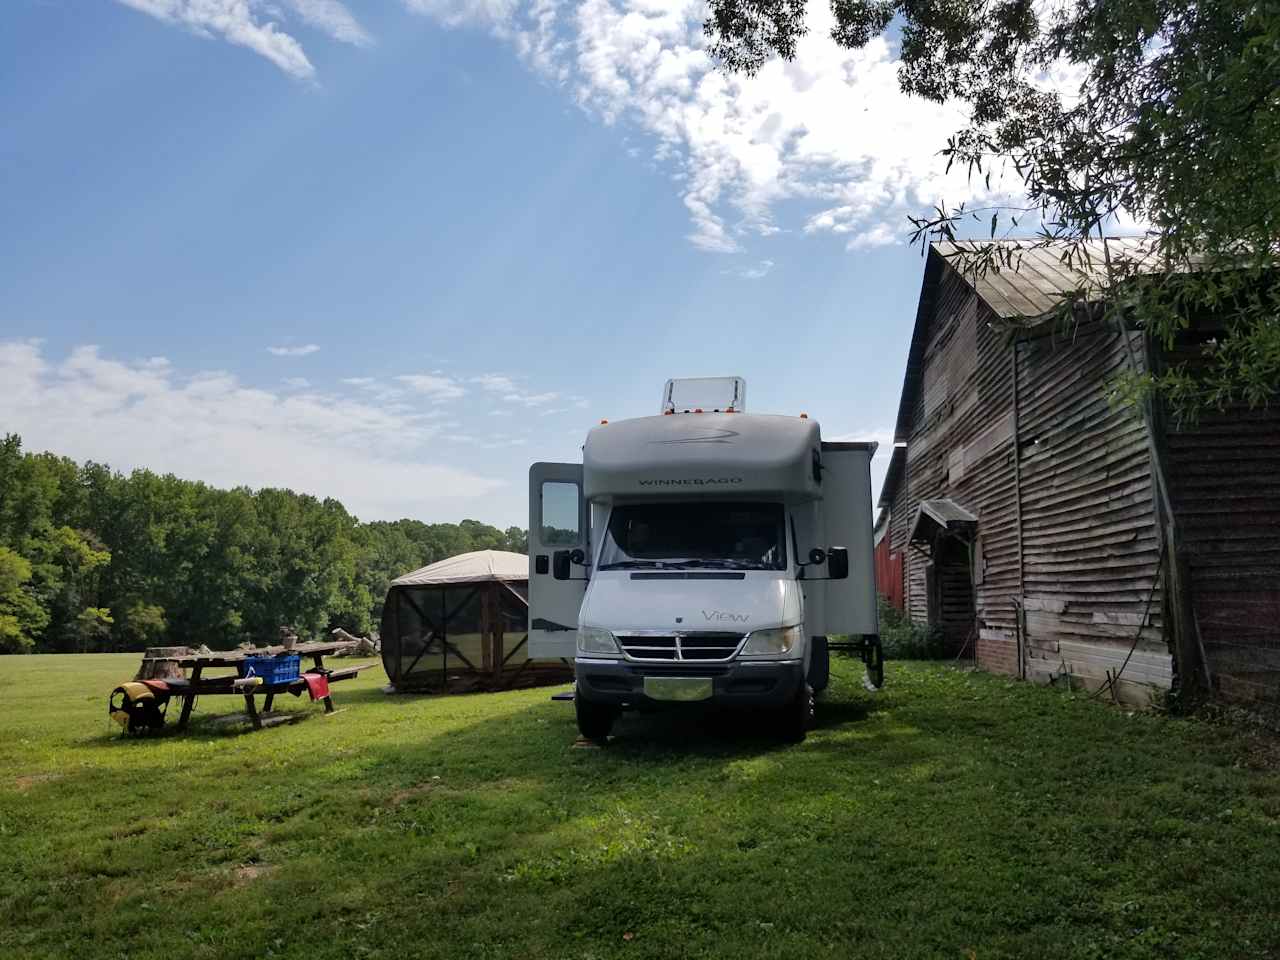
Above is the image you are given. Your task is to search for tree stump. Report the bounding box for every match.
[135,647,191,681]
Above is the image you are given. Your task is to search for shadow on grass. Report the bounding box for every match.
[16,662,1280,960]
[595,692,880,758]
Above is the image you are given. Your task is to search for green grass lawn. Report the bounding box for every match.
[2,654,1278,960]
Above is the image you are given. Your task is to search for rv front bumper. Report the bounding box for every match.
[574,657,804,708]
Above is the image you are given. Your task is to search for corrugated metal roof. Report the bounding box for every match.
[932,237,1158,319]
[908,498,978,546]
[919,498,978,526]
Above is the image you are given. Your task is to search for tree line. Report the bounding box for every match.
[0,434,526,653]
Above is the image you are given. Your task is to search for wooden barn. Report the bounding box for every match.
[877,239,1280,706]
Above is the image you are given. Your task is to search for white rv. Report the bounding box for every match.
[527,377,882,742]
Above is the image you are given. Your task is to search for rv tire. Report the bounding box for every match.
[575,695,617,743]
[782,682,815,743]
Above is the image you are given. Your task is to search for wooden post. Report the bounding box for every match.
[313,653,335,713]
[243,693,263,730]
[491,584,505,682]
[480,583,494,675]
[177,663,202,730]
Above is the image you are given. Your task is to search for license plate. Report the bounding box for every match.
[643,676,713,702]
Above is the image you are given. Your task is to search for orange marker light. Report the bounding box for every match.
[726,407,735,413]
[799,412,809,419]
[694,407,703,413]
[600,419,609,425]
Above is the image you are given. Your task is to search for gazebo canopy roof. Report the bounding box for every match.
[391,550,528,587]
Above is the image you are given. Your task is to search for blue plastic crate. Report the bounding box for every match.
[238,654,300,685]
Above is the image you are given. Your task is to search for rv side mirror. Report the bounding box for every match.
[552,549,573,581]
[827,546,849,580]
[808,548,826,566]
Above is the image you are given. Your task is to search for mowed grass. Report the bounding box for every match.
[2,655,1279,960]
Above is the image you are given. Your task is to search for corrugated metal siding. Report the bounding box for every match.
[1163,343,1280,705]
[1015,325,1171,690]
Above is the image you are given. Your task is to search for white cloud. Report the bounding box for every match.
[340,376,377,386]
[473,373,559,407]
[402,0,520,28]
[472,373,519,393]
[282,376,311,388]
[441,431,530,448]
[267,343,320,356]
[400,0,1016,254]
[727,258,774,279]
[847,223,899,250]
[286,0,373,46]
[0,341,503,521]
[504,390,558,407]
[395,373,467,401]
[116,0,371,79]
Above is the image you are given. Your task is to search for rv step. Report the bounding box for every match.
[550,691,575,702]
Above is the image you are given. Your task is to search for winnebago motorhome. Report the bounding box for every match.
[527,377,881,742]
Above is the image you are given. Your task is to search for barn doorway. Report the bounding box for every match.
[910,499,979,657]
[927,537,976,656]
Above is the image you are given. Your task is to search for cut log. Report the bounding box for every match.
[135,648,191,681]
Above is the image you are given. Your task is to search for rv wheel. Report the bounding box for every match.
[575,695,617,743]
[864,637,885,690]
[782,682,815,743]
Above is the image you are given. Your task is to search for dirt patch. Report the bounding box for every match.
[389,780,440,805]
[233,863,276,886]
[1242,732,1280,772]
[11,772,61,791]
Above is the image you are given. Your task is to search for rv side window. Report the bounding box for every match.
[540,481,580,545]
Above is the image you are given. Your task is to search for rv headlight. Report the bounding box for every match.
[740,625,801,658]
[577,626,621,656]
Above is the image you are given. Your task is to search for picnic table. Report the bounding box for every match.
[140,641,374,731]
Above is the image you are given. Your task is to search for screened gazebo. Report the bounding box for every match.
[380,550,571,692]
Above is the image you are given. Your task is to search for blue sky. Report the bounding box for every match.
[1,0,983,528]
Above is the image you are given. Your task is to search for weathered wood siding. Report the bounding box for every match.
[1163,339,1280,705]
[888,253,1171,694]
[1015,326,1171,691]
[890,262,1021,670]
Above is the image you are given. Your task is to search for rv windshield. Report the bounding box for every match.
[598,502,787,571]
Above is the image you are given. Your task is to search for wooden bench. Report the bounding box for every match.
[138,642,377,731]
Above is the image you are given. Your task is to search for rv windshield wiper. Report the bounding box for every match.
[598,560,667,570]
[662,559,771,570]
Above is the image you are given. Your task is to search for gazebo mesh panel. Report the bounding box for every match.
[380,578,567,692]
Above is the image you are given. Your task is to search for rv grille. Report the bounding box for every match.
[616,632,745,662]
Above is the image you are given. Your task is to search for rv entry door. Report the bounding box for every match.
[528,462,588,659]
